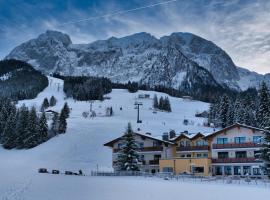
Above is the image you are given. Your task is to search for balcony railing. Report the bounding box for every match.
[176,145,209,152]
[212,157,262,163]
[113,146,163,153]
[212,142,262,149]
[149,160,159,165]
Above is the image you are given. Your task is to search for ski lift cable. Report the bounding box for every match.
[60,0,179,25]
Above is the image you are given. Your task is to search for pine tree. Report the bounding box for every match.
[2,110,17,149]
[234,98,244,124]
[159,96,165,110]
[49,96,57,107]
[164,97,172,112]
[257,82,270,129]
[24,107,40,148]
[116,123,140,171]
[38,112,48,143]
[153,94,159,109]
[226,103,234,126]
[62,102,70,119]
[58,109,67,134]
[15,105,29,148]
[219,95,230,128]
[260,131,270,177]
[50,112,59,137]
[41,98,50,111]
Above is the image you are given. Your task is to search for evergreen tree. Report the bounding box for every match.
[50,112,59,137]
[226,103,234,126]
[49,96,57,107]
[24,107,40,148]
[58,107,68,134]
[117,123,140,171]
[41,98,49,111]
[38,112,48,143]
[2,110,17,149]
[62,102,70,119]
[260,131,270,177]
[153,94,159,109]
[233,98,244,124]
[159,96,165,110]
[257,82,270,128]
[219,95,230,128]
[164,97,172,112]
[15,105,29,148]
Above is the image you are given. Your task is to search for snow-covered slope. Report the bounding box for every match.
[0,77,269,200]
[1,76,212,171]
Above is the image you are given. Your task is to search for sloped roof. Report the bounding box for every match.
[104,132,174,147]
[205,123,269,138]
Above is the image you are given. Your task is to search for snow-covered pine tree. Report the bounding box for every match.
[2,109,17,149]
[24,107,40,148]
[49,96,57,107]
[159,96,165,110]
[219,94,230,128]
[117,123,140,171]
[40,98,50,111]
[233,97,243,124]
[260,130,270,178]
[164,97,172,112]
[62,102,70,119]
[58,108,67,134]
[226,103,235,126]
[15,105,29,148]
[38,112,48,143]
[153,94,159,109]
[257,82,270,129]
[50,112,60,137]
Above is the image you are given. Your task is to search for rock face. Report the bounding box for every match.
[5,30,268,91]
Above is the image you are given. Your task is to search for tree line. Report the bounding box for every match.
[0,59,48,100]
[153,94,172,112]
[208,82,270,129]
[0,97,70,149]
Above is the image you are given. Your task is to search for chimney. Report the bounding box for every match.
[169,130,176,139]
[162,132,169,141]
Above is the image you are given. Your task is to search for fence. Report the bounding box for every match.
[91,170,270,187]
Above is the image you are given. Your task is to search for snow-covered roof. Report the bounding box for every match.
[205,123,269,138]
[104,132,174,147]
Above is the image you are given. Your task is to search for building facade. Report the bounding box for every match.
[105,123,266,176]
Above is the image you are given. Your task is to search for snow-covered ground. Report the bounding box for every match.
[1,76,269,199]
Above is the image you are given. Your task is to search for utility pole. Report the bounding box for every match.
[89,100,94,112]
[134,102,143,123]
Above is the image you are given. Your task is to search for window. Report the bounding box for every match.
[118,143,123,149]
[154,155,161,160]
[234,166,241,175]
[234,137,246,144]
[193,167,204,173]
[186,154,191,158]
[253,136,262,143]
[196,139,208,146]
[236,151,247,158]
[153,141,161,147]
[163,167,173,173]
[253,168,261,175]
[254,150,260,158]
[137,142,144,148]
[218,152,229,158]
[180,154,185,158]
[217,138,228,144]
[203,153,208,158]
[224,166,232,175]
[197,153,202,158]
[243,166,251,175]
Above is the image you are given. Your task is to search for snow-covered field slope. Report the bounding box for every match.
[1,76,269,199]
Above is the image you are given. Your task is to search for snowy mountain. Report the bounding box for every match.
[5,30,269,91]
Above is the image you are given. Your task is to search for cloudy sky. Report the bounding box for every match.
[0,0,270,74]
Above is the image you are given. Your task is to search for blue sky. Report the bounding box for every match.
[0,0,270,74]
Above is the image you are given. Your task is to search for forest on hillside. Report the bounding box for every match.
[0,59,48,100]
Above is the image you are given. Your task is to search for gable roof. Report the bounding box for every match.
[172,132,210,142]
[104,132,174,147]
[205,123,269,139]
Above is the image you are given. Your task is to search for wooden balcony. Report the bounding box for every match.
[176,145,209,152]
[113,146,163,153]
[212,157,262,163]
[212,142,262,149]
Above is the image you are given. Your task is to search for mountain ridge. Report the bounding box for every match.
[5,30,269,91]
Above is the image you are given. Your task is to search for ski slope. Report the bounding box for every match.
[0,76,270,199]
